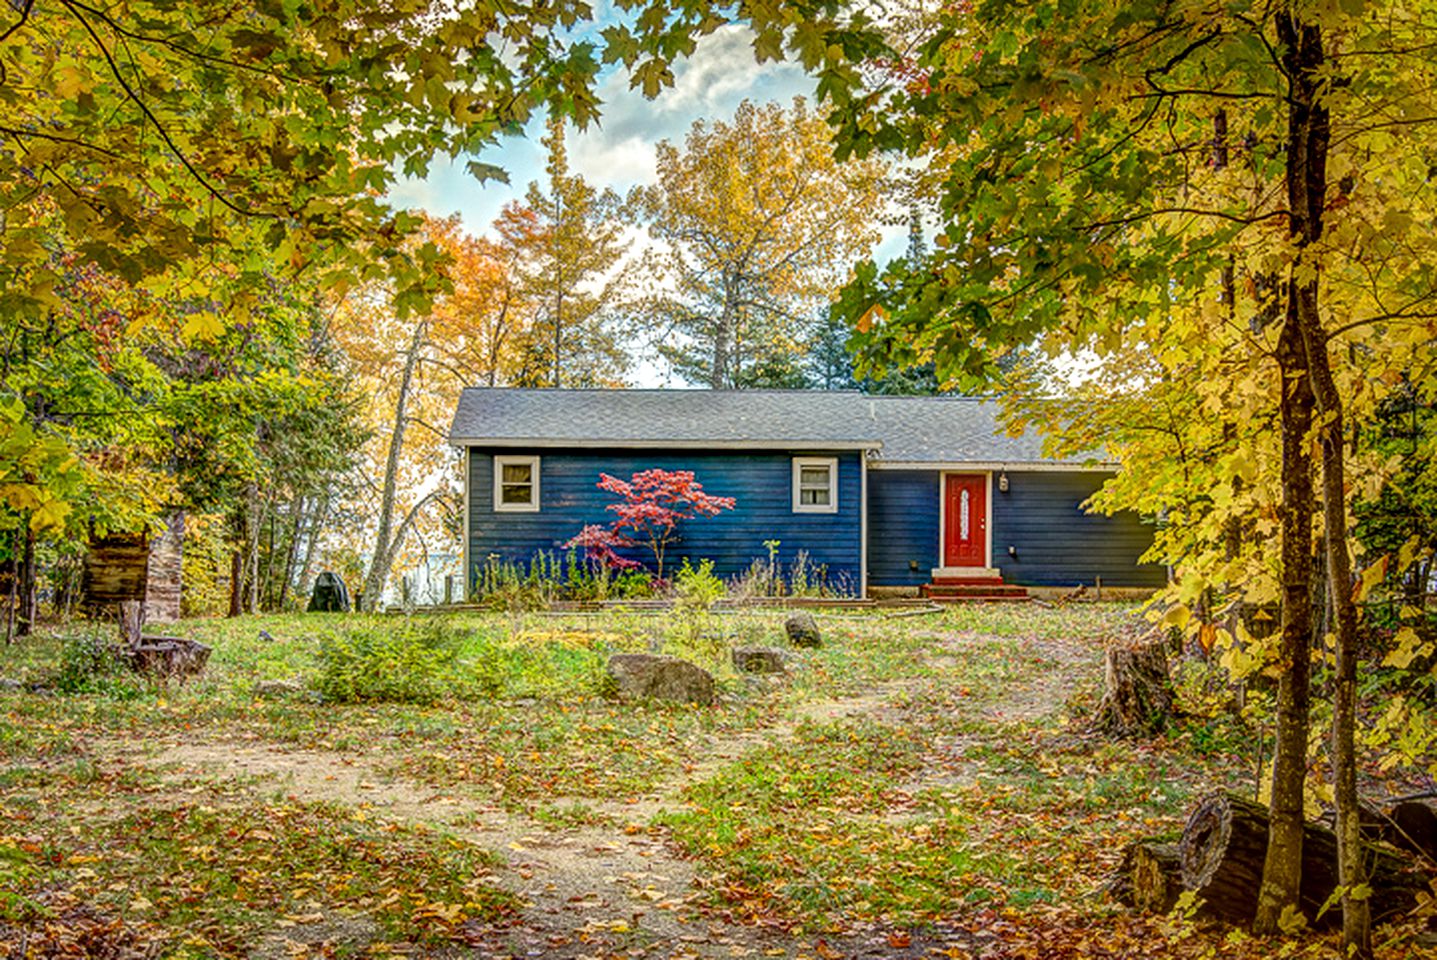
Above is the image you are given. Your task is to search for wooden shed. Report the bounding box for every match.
[82,512,185,622]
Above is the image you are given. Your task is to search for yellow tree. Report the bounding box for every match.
[819,0,1437,947]
[632,97,887,388]
[334,217,527,608]
[502,119,633,388]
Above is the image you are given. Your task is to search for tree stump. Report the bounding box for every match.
[127,637,212,680]
[1109,841,1182,913]
[1092,634,1174,737]
[1179,793,1430,927]
[118,599,210,681]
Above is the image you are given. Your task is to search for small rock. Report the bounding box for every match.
[784,611,822,648]
[0,678,23,693]
[607,654,715,705]
[731,647,787,674]
[253,678,305,699]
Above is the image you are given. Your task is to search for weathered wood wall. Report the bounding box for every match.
[82,533,149,608]
[82,511,185,622]
[144,512,184,622]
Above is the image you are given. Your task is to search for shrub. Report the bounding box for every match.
[314,622,466,705]
[670,558,728,662]
[475,554,552,611]
[54,631,135,695]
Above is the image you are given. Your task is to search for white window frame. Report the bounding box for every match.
[792,456,839,514]
[493,455,540,512]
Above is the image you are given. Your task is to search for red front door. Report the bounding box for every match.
[943,474,987,568]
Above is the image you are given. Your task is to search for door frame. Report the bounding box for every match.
[936,471,992,572]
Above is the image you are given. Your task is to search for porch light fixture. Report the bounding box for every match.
[998,470,1009,493]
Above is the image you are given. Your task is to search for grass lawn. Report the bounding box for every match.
[0,603,1429,959]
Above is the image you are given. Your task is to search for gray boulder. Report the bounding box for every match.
[607,654,715,705]
[784,611,822,648]
[253,678,305,700]
[731,647,787,674]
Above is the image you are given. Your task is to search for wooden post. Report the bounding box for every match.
[119,599,145,649]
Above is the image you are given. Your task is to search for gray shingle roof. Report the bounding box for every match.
[448,388,1098,466]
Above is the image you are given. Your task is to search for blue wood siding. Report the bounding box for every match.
[467,448,862,594]
[866,468,1164,588]
[992,471,1166,587]
[866,471,939,586]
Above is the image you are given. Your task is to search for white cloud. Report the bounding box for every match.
[385,24,818,233]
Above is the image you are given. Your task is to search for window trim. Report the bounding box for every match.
[493,455,541,512]
[792,456,839,514]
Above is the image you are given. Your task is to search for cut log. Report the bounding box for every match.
[1092,634,1174,737]
[127,637,211,681]
[1108,841,1182,913]
[1179,793,1431,927]
[1132,842,1183,913]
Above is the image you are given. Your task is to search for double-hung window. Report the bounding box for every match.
[792,457,838,513]
[493,455,540,512]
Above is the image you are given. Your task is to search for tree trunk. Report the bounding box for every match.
[711,273,736,389]
[1093,634,1175,738]
[1255,11,1325,937]
[263,509,278,611]
[277,496,305,611]
[227,548,243,619]
[16,526,35,637]
[3,532,15,644]
[363,318,427,610]
[295,495,329,605]
[1271,13,1372,954]
[1181,794,1429,929]
[1307,305,1369,955]
[247,500,262,615]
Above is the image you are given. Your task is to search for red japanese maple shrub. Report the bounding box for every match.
[564,469,736,579]
[564,523,642,571]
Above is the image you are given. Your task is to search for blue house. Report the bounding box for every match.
[448,388,1165,598]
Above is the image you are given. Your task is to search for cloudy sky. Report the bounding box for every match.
[387,25,906,258]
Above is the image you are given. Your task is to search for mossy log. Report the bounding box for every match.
[1179,793,1430,927]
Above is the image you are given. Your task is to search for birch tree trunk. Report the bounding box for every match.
[277,495,305,611]
[362,318,428,610]
[295,495,329,604]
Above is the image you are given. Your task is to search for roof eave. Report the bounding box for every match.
[449,437,884,452]
[867,459,1117,472]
